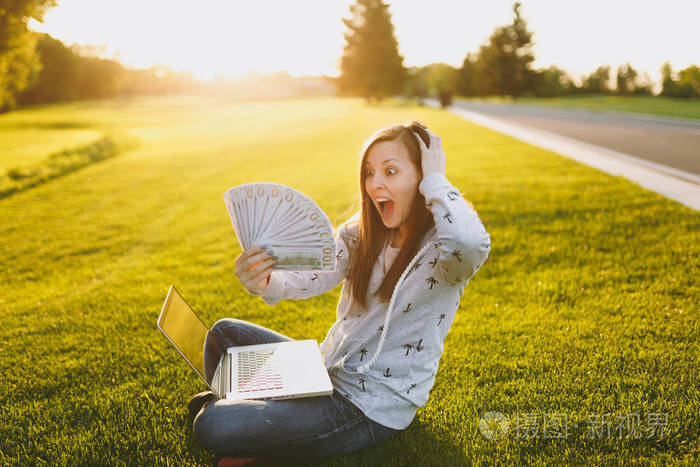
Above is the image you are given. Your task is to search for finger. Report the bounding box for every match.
[250,257,276,279]
[412,130,428,152]
[247,263,274,286]
[252,270,273,291]
[245,245,268,259]
[425,129,441,145]
[246,249,274,269]
[237,248,257,268]
[255,271,272,291]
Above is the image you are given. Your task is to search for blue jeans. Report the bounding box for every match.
[193,318,402,459]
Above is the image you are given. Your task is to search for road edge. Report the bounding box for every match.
[429,99,700,212]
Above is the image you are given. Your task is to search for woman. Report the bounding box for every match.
[191,121,491,464]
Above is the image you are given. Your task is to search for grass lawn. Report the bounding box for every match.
[456,94,700,121]
[1,96,698,465]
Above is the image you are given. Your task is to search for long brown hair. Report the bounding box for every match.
[347,120,435,309]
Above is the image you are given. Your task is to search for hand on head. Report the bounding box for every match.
[410,125,446,178]
[235,245,277,294]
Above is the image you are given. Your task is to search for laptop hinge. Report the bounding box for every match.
[221,352,231,396]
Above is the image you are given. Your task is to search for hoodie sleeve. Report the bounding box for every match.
[257,218,358,306]
[419,172,491,285]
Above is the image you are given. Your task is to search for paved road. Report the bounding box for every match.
[451,101,700,177]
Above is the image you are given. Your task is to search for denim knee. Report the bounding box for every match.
[211,318,242,334]
[211,318,252,336]
[192,405,224,454]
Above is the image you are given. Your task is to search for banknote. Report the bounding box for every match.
[223,182,336,271]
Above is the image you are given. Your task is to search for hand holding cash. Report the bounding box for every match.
[223,182,337,276]
[235,245,276,294]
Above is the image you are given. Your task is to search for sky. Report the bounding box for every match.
[29,0,699,85]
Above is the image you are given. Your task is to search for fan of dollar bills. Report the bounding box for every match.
[223,182,336,271]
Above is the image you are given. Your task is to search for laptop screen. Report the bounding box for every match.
[157,286,219,387]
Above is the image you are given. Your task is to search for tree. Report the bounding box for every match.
[0,0,56,112]
[582,65,611,94]
[404,66,427,103]
[678,65,700,98]
[660,62,679,97]
[338,0,406,102]
[18,34,130,104]
[616,63,638,95]
[470,2,535,97]
[457,53,478,96]
[424,63,458,97]
[18,33,81,104]
[660,62,700,98]
[419,62,458,107]
[632,71,653,96]
[531,65,572,97]
[77,55,126,99]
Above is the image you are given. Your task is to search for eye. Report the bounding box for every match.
[386,167,397,176]
[365,168,374,176]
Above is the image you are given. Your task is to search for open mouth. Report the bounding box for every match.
[377,198,395,219]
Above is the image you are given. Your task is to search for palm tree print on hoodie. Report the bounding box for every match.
[359,348,367,361]
[407,383,416,394]
[402,303,411,313]
[416,339,424,352]
[358,378,366,391]
[383,368,392,377]
[401,343,414,355]
[426,276,438,289]
[437,313,446,326]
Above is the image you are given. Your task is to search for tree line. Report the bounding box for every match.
[1,0,698,113]
[338,0,700,102]
[0,0,333,112]
[1,30,333,112]
[14,33,200,107]
[1,1,214,111]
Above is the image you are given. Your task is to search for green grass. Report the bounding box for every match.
[456,94,700,120]
[1,96,698,465]
[0,134,137,198]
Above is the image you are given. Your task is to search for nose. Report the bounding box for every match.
[367,172,387,194]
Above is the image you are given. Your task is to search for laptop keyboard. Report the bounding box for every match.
[237,349,284,393]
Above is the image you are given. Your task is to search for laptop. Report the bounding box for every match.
[157,285,333,401]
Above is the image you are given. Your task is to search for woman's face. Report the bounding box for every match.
[364,139,421,230]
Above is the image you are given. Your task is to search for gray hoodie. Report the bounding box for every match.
[259,172,491,430]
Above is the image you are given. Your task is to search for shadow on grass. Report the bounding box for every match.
[377,97,429,109]
[185,416,469,466]
[0,121,96,130]
[0,134,138,199]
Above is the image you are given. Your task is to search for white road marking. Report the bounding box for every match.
[430,100,700,211]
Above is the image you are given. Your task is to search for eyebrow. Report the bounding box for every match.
[365,158,399,167]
